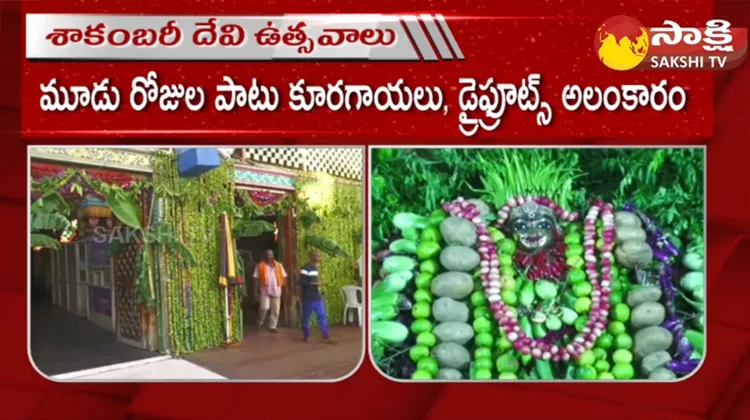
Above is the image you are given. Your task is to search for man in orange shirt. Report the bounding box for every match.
[253,249,287,333]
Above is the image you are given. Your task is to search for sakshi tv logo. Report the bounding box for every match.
[595,15,748,71]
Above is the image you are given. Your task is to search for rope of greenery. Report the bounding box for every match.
[297,177,363,325]
[153,152,242,355]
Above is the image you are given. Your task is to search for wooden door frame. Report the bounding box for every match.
[280,210,299,327]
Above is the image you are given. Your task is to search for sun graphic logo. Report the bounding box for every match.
[595,15,650,71]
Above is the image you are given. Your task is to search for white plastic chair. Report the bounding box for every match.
[340,285,363,327]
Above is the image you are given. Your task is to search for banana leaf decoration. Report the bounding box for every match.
[30,190,72,250]
[232,219,275,238]
[299,209,322,230]
[305,234,349,258]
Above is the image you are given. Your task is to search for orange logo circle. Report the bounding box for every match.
[595,15,650,71]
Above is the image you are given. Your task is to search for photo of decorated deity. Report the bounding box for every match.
[30,146,364,381]
[370,147,705,381]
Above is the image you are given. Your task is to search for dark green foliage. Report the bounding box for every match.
[372,148,705,249]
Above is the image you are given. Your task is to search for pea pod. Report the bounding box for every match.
[534,360,555,380]
[389,239,418,255]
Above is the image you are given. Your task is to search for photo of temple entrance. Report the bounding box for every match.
[29,147,364,380]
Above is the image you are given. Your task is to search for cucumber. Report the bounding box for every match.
[389,239,418,255]
[372,293,400,309]
[393,212,428,231]
[383,256,417,274]
[372,305,398,321]
[372,321,409,345]
[534,360,555,379]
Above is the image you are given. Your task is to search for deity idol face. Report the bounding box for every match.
[509,201,558,254]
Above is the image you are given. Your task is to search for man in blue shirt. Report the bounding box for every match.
[300,251,332,342]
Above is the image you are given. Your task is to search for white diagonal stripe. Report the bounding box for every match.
[435,14,464,60]
[419,14,453,60]
[401,15,437,61]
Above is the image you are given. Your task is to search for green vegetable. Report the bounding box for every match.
[373,271,413,297]
[519,316,534,365]
[409,345,430,361]
[496,354,520,373]
[402,227,420,241]
[389,239,418,255]
[393,212,428,231]
[416,241,442,260]
[413,289,433,304]
[685,329,704,354]
[417,358,439,376]
[693,286,704,301]
[371,305,398,321]
[612,363,635,379]
[411,370,432,380]
[679,271,704,292]
[419,259,440,274]
[565,244,584,257]
[564,364,576,379]
[371,293,400,309]
[683,252,704,271]
[414,272,433,289]
[412,302,431,319]
[383,256,416,274]
[532,324,546,339]
[534,360,555,380]
[519,281,535,307]
[560,307,578,325]
[411,318,434,334]
[421,226,442,243]
[545,315,562,331]
[372,321,409,345]
[535,280,558,301]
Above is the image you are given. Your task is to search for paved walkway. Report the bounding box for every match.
[186,325,363,380]
[52,357,226,380]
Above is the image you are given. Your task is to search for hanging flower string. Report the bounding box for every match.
[623,204,697,375]
[443,196,615,361]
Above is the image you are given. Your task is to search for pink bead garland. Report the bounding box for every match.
[442,196,615,361]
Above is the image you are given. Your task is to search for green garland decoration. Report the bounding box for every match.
[296,176,363,325]
[153,152,241,355]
